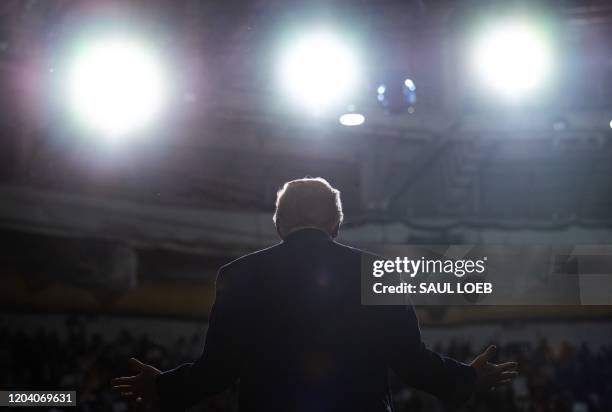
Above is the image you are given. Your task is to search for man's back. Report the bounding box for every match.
[156,228,475,411]
[227,228,391,412]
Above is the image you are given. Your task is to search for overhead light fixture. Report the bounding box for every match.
[278,30,361,112]
[66,35,166,138]
[339,112,365,126]
[471,21,552,100]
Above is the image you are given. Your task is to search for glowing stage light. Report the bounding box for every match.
[609,120,612,129]
[339,113,365,126]
[471,21,552,99]
[66,36,166,138]
[278,31,360,112]
[403,78,415,91]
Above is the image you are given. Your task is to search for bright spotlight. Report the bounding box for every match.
[66,36,166,138]
[403,78,416,91]
[279,31,360,112]
[339,113,365,126]
[472,21,552,99]
[609,120,612,129]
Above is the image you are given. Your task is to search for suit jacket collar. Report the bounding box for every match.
[282,227,333,244]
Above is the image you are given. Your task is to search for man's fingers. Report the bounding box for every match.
[111,376,137,386]
[480,345,496,362]
[499,371,518,380]
[112,359,146,391]
[111,384,133,391]
[472,345,496,368]
[482,345,496,360]
[494,362,518,372]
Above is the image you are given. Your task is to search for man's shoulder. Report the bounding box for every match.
[217,239,379,283]
[219,242,282,274]
[331,240,381,262]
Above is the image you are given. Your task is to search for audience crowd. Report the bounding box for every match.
[392,337,612,412]
[1,315,611,412]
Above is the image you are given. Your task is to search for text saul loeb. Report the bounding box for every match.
[373,282,493,295]
[370,257,493,295]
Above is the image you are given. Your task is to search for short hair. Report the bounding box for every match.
[273,177,343,236]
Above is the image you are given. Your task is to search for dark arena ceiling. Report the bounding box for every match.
[0,0,612,265]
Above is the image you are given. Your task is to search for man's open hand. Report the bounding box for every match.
[470,345,518,392]
[111,358,162,405]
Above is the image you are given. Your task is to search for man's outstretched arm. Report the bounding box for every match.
[112,267,243,411]
[374,304,517,406]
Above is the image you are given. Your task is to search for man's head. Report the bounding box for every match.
[273,177,343,239]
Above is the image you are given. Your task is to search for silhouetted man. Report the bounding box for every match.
[112,177,517,411]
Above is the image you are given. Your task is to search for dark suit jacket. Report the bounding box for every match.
[156,228,476,411]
